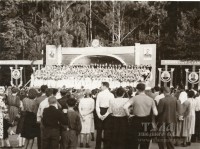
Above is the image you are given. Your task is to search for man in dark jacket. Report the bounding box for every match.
[157,87,178,149]
[42,96,67,149]
[58,89,71,110]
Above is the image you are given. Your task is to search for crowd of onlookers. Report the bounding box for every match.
[0,83,200,149]
[31,64,152,88]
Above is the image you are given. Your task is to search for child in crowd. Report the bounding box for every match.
[65,97,82,149]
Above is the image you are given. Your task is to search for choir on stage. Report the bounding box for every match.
[30,64,152,89]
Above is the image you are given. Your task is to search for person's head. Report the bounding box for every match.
[48,96,57,106]
[84,89,91,98]
[28,88,38,99]
[60,89,68,97]
[67,97,77,108]
[188,90,195,98]
[40,85,48,93]
[163,87,171,96]
[115,87,126,97]
[101,82,109,90]
[136,83,145,93]
[45,88,53,97]
[154,86,160,92]
[11,87,19,94]
[53,88,58,96]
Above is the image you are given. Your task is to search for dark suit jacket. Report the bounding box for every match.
[58,96,68,109]
[43,106,67,129]
[157,95,178,123]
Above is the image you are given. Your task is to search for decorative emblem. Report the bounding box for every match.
[161,71,171,82]
[188,72,199,84]
[91,39,100,48]
[49,49,55,59]
[12,69,21,80]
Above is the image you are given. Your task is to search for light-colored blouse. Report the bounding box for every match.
[109,97,129,117]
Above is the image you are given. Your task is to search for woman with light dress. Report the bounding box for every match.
[109,87,129,149]
[79,90,95,148]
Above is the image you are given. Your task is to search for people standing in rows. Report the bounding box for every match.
[42,96,67,149]
[123,83,158,149]
[95,82,114,149]
[157,87,178,149]
[79,89,95,148]
[109,87,129,149]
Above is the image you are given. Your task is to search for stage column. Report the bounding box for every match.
[170,68,174,88]
[158,68,161,87]
[185,69,189,90]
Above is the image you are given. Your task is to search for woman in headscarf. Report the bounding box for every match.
[21,88,39,149]
[79,90,95,148]
[7,87,20,124]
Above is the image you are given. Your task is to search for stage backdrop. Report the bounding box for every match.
[46,43,156,87]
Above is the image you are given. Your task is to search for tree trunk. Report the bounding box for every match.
[112,0,115,44]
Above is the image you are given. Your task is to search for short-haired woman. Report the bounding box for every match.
[109,87,129,149]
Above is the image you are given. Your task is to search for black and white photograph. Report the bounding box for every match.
[0,0,200,149]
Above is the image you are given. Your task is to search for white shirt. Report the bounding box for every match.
[37,97,58,122]
[179,91,188,104]
[154,93,165,105]
[96,89,114,117]
[195,96,200,111]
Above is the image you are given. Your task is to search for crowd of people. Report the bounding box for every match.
[30,64,152,89]
[0,82,200,149]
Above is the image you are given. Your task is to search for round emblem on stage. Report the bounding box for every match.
[12,69,21,80]
[188,72,198,83]
[161,71,171,82]
[91,39,100,48]
[49,50,55,59]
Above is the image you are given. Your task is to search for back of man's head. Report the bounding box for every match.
[67,97,77,107]
[45,88,53,97]
[48,96,57,105]
[163,87,171,94]
[136,83,145,92]
[41,85,48,93]
[102,82,109,88]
